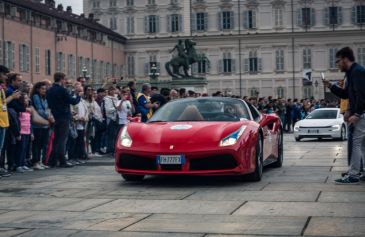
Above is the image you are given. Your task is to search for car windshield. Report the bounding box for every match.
[306,110,338,119]
[149,98,251,122]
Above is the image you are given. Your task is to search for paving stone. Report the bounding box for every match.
[186,190,319,202]
[125,214,307,236]
[15,229,78,237]
[100,190,194,200]
[263,182,365,192]
[0,197,113,212]
[70,230,202,237]
[304,217,365,236]
[318,192,365,203]
[88,199,242,214]
[233,201,365,217]
[0,228,31,237]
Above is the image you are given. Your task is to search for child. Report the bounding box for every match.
[16,93,34,172]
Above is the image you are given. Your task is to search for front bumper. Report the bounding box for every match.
[294,127,342,139]
[115,148,255,176]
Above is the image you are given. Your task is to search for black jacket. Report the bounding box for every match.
[330,63,365,115]
[46,83,80,121]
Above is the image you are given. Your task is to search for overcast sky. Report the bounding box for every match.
[56,0,83,14]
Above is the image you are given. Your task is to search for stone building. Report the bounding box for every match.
[0,0,126,84]
[84,0,365,98]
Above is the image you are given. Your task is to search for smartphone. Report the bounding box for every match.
[321,73,325,81]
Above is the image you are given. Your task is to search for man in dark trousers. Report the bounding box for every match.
[46,73,82,168]
[323,47,365,184]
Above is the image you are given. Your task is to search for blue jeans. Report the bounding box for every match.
[349,117,365,178]
[0,127,6,152]
[17,134,31,167]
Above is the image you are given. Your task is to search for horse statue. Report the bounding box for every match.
[165,39,210,79]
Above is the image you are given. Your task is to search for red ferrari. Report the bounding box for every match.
[115,97,283,181]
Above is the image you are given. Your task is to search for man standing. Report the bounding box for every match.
[137,83,159,122]
[46,73,82,168]
[323,47,365,184]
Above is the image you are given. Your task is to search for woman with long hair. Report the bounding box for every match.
[30,81,52,169]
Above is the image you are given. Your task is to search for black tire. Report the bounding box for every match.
[121,174,145,181]
[272,130,283,168]
[247,134,263,182]
[340,125,347,141]
[295,137,301,142]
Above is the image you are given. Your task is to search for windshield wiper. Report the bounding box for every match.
[148,120,167,123]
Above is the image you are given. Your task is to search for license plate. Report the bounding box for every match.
[308,129,319,133]
[157,155,185,165]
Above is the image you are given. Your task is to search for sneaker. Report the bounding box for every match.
[100,147,107,154]
[40,163,50,169]
[15,167,25,173]
[334,176,360,185]
[360,172,365,181]
[33,163,45,170]
[76,160,86,164]
[22,166,34,172]
[0,168,11,177]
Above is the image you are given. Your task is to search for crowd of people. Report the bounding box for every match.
[0,64,341,178]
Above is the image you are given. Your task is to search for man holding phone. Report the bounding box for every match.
[323,47,365,184]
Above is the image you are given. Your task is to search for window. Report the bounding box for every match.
[127,55,135,77]
[274,7,284,27]
[219,11,234,30]
[56,52,65,72]
[198,60,208,74]
[243,10,257,29]
[197,12,208,31]
[352,5,365,24]
[127,0,134,7]
[100,61,104,78]
[303,48,311,69]
[0,41,2,65]
[35,47,40,73]
[329,48,337,69]
[110,17,117,30]
[244,51,262,73]
[106,62,111,76]
[145,15,159,33]
[5,41,15,70]
[79,56,84,76]
[276,49,284,71]
[110,0,116,7]
[297,7,315,27]
[218,52,235,74]
[127,16,135,34]
[168,14,182,33]
[92,1,100,8]
[171,0,178,4]
[68,54,76,78]
[45,49,51,75]
[358,48,365,67]
[19,44,30,72]
[303,86,313,98]
[277,87,285,98]
[324,7,342,25]
[147,0,155,5]
[92,59,99,81]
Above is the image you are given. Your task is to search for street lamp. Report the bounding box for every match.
[148,62,160,81]
[82,66,87,79]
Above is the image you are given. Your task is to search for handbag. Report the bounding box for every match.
[30,106,49,126]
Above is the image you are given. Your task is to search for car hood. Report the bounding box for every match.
[295,119,342,127]
[127,121,249,145]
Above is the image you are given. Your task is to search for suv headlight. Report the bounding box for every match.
[331,124,341,131]
[120,126,132,147]
[219,126,247,147]
[294,125,299,131]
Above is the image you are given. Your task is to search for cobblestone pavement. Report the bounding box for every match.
[0,134,364,237]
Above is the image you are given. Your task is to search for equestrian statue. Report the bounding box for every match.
[165,39,210,79]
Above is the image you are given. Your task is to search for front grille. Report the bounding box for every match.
[299,126,332,128]
[190,155,237,171]
[160,164,182,171]
[119,154,157,170]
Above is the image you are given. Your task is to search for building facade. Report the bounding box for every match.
[84,0,365,98]
[0,0,126,85]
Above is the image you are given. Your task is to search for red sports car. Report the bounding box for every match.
[115,97,283,181]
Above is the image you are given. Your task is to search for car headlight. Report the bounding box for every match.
[331,124,341,131]
[294,125,299,131]
[120,126,132,147]
[219,126,247,147]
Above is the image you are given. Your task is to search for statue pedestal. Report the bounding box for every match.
[171,77,208,94]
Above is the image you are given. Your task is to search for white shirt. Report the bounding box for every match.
[103,95,118,121]
[117,100,132,125]
[76,99,89,130]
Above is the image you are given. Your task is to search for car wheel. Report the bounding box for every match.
[272,130,283,168]
[340,125,347,141]
[295,137,301,142]
[247,134,263,182]
[121,174,145,182]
